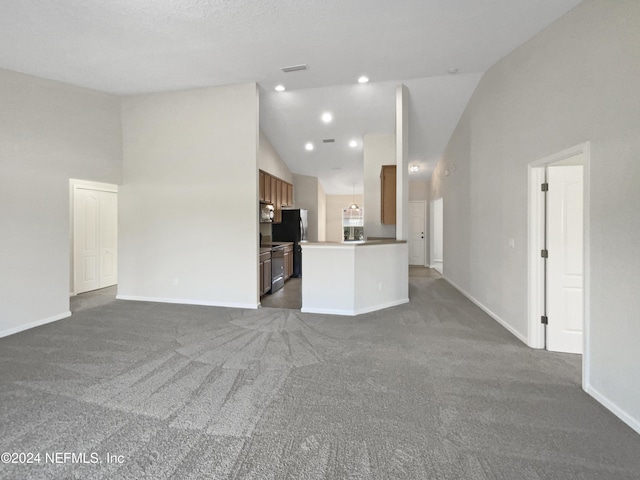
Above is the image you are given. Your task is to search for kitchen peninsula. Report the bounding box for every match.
[301,240,409,316]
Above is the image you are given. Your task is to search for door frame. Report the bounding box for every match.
[69,179,118,296]
[409,200,428,266]
[527,142,590,386]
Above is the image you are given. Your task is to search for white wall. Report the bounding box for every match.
[258,129,293,183]
[409,180,429,202]
[119,83,259,308]
[325,194,364,242]
[293,173,321,242]
[435,0,640,432]
[363,134,396,238]
[0,68,122,337]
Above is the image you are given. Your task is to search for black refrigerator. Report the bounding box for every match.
[272,209,307,278]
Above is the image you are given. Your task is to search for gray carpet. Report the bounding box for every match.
[1,272,639,479]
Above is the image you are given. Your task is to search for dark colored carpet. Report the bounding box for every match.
[1,271,639,479]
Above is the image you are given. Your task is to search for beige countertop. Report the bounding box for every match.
[261,241,294,247]
[259,242,294,255]
[302,239,406,247]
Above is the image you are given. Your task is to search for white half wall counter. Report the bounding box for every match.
[301,241,409,316]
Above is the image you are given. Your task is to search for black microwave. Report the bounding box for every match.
[260,203,274,223]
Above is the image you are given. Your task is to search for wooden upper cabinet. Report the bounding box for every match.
[380,165,397,225]
[286,183,293,206]
[270,176,277,205]
[264,172,272,203]
[259,171,266,202]
[258,170,294,221]
[276,179,283,208]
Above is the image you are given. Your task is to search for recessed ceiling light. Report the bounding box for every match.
[409,164,419,172]
[321,112,333,123]
[274,84,285,92]
[305,142,314,151]
[358,76,369,84]
[447,67,459,75]
[349,140,358,148]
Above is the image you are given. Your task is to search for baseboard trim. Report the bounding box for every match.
[302,298,409,316]
[355,298,410,315]
[443,276,528,345]
[301,307,354,316]
[585,384,640,435]
[116,295,259,310]
[0,311,72,338]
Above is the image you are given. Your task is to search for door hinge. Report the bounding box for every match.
[541,249,548,258]
[541,315,548,325]
[541,183,549,192]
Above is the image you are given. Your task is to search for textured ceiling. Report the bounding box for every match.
[0,0,583,193]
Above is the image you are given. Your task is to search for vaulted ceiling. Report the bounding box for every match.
[0,0,582,193]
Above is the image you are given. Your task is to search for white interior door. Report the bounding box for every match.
[408,201,426,266]
[546,164,584,354]
[431,198,443,274]
[74,188,100,293]
[99,191,118,288]
[73,186,117,294]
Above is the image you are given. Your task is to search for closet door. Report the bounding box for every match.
[99,191,118,288]
[74,188,101,293]
[74,187,118,294]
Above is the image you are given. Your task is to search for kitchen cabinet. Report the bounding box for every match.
[264,173,271,203]
[258,170,293,224]
[286,183,293,206]
[270,176,277,204]
[259,171,266,203]
[259,251,272,296]
[380,165,397,225]
[284,244,294,280]
[276,179,283,223]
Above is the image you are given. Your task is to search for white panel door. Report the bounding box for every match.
[408,201,426,265]
[547,165,584,354]
[74,187,118,294]
[99,191,118,288]
[74,188,101,293]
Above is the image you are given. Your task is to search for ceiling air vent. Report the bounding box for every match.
[281,64,308,73]
[322,139,335,143]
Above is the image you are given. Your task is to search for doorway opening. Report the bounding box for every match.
[430,197,443,274]
[70,179,118,305]
[528,143,590,386]
[409,200,427,266]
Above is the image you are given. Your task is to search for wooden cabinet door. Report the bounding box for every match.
[264,173,272,203]
[270,176,277,204]
[274,179,282,223]
[277,180,283,208]
[259,171,265,203]
[262,258,271,294]
[286,183,293,206]
[259,259,264,294]
[380,165,397,225]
